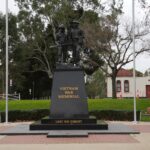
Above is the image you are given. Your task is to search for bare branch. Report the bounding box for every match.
[30,57,46,67]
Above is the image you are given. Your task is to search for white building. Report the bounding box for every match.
[107,68,150,98]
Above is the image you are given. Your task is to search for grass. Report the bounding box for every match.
[0,100,50,111]
[88,99,150,111]
[0,98,150,121]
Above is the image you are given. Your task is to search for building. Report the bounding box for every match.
[107,68,150,98]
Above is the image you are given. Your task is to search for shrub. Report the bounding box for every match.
[0,109,140,122]
[90,110,141,121]
[0,109,49,122]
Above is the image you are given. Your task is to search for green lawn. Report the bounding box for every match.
[0,99,150,121]
[88,99,150,111]
[0,99,150,111]
[0,100,50,111]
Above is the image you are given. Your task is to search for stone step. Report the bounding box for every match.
[30,122,108,130]
[47,130,88,137]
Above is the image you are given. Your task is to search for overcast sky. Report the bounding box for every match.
[0,0,150,73]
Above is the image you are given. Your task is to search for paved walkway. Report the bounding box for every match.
[0,121,150,150]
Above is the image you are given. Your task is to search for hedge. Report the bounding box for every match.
[0,109,140,122]
[89,110,141,121]
[0,109,49,122]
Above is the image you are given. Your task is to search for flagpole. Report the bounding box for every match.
[132,0,137,123]
[5,0,9,123]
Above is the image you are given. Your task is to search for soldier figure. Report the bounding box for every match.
[55,21,84,65]
[68,21,84,64]
[56,24,68,63]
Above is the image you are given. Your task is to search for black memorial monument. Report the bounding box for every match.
[30,21,108,130]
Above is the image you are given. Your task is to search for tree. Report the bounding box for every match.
[14,0,101,78]
[86,69,106,98]
[11,0,103,98]
[144,68,150,76]
[0,13,5,94]
[0,12,23,95]
[129,69,143,77]
[82,0,150,98]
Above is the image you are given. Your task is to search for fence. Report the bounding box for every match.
[0,93,21,100]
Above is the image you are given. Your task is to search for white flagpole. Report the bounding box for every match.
[5,0,9,123]
[132,0,137,123]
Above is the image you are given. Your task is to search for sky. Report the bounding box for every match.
[0,0,150,73]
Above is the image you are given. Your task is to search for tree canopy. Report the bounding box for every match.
[82,0,150,98]
[0,0,150,99]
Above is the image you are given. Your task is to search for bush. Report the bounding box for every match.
[90,110,141,121]
[0,109,140,122]
[0,109,49,122]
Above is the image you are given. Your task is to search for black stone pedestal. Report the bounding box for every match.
[30,115,108,130]
[30,64,108,131]
[30,119,108,130]
[50,65,88,118]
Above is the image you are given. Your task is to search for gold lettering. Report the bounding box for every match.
[60,87,79,91]
[58,95,80,99]
[58,87,80,100]
[64,91,74,95]
[54,120,83,124]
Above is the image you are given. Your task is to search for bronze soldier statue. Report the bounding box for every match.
[55,20,84,65]
[56,24,68,63]
[68,21,84,65]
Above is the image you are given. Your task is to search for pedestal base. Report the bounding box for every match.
[30,117,108,130]
[30,65,108,131]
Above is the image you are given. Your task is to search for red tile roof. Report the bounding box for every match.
[117,68,133,77]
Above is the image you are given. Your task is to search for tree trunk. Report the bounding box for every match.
[111,75,117,99]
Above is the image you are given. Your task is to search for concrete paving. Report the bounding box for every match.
[0,122,139,135]
[0,121,150,150]
[0,142,150,150]
[0,136,5,140]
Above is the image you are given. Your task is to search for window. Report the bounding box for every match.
[116,80,121,92]
[124,80,129,92]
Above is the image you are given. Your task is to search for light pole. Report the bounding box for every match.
[132,0,137,123]
[5,0,9,123]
